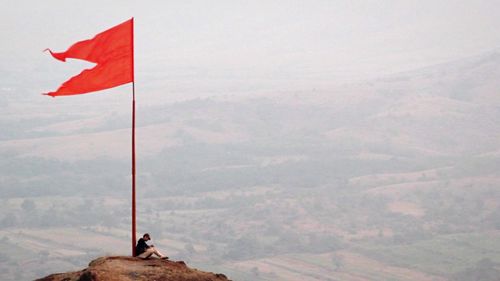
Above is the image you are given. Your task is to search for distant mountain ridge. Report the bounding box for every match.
[1,50,499,161]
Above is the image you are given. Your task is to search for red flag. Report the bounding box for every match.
[45,18,133,97]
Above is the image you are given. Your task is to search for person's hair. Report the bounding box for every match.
[143,233,150,238]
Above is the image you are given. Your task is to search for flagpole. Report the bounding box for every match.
[132,84,136,257]
[131,17,137,257]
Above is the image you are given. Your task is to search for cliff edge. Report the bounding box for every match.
[35,256,231,281]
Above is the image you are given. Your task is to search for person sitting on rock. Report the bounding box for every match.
[135,233,168,259]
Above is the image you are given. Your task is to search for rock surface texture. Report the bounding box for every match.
[35,256,231,281]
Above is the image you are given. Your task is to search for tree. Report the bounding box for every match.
[184,243,196,255]
[453,258,500,281]
[21,199,36,213]
[331,253,343,271]
[1,213,19,227]
[251,267,260,277]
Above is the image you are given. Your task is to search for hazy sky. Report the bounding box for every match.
[1,0,500,99]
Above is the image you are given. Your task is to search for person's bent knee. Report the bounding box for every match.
[138,248,154,258]
[138,253,150,259]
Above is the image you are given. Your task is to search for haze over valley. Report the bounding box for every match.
[1,1,500,280]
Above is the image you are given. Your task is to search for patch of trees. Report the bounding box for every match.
[0,198,126,229]
[222,232,343,260]
[452,258,500,281]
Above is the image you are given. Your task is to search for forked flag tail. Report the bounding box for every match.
[44,18,133,97]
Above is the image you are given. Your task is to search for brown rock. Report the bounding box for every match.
[35,256,231,281]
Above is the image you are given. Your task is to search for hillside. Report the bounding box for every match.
[1,50,500,280]
[2,51,500,161]
[35,256,230,281]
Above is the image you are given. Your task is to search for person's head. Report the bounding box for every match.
[143,233,151,241]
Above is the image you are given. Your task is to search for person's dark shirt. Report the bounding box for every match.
[135,238,150,256]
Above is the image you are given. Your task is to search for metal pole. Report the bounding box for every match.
[131,17,137,257]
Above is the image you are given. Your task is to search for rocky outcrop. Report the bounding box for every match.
[35,256,231,281]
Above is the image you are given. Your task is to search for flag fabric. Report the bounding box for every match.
[45,18,133,97]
